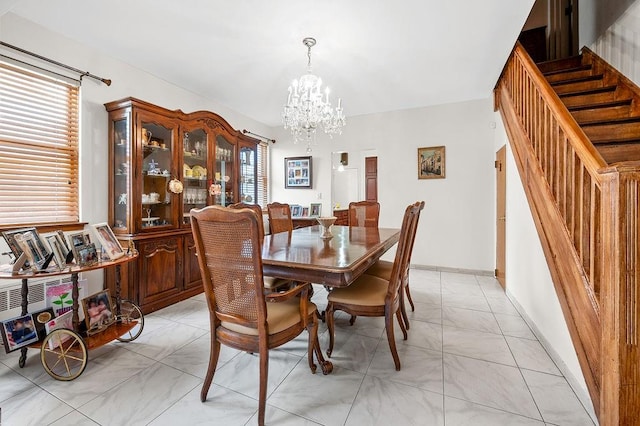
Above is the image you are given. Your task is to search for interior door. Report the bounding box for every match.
[549,0,579,60]
[496,146,506,288]
[365,156,378,202]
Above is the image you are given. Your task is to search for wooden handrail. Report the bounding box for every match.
[497,42,640,425]
[509,46,608,175]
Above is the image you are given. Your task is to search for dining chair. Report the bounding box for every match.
[229,202,292,292]
[365,201,425,329]
[190,206,325,426]
[325,202,420,370]
[267,202,293,234]
[348,201,380,228]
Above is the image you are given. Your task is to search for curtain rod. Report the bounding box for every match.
[242,129,276,144]
[0,41,111,86]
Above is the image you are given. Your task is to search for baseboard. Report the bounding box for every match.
[411,263,494,277]
[506,291,598,424]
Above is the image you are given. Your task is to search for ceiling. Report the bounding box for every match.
[1,0,535,127]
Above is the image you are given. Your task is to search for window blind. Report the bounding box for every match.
[256,142,268,208]
[0,62,80,226]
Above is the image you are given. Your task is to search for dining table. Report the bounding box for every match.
[260,224,400,375]
[262,225,401,287]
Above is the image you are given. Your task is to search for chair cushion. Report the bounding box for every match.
[222,298,317,336]
[263,276,291,289]
[365,260,393,280]
[328,275,389,306]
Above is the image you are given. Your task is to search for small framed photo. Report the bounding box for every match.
[302,207,309,217]
[82,290,114,333]
[291,205,302,218]
[284,156,312,188]
[2,227,49,268]
[310,203,322,217]
[91,222,124,260]
[14,232,47,271]
[75,243,98,267]
[418,146,446,179]
[1,314,38,353]
[68,231,91,249]
[44,310,73,350]
[56,230,70,252]
[45,234,66,268]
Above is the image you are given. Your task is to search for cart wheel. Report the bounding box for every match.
[40,329,87,381]
[115,299,144,342]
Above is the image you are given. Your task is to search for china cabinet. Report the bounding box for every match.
[105,97,259,313]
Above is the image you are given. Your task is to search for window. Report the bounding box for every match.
[256,142,268,208]
[0,62,80,226]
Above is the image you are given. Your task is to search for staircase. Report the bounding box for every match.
[495,43,640,425]
[539,49,640,165]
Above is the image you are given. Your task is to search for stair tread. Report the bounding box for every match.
[567,99,633,111]
[592,137,640,145]
[537,55,584,73]
[543,64,592,76]
[550,74,604,86]
[559,85,618,97]
[581,116,640,127]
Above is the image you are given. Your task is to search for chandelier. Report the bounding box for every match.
[282,37,346,152]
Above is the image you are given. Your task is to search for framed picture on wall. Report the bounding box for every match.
[417,146,445,179]
[284,156,312,188]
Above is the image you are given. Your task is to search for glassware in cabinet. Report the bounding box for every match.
[140,122,174,229]
[213,134,235,206]
[112,117,130,232]
[182,129,209,225]
[239,144,257,204]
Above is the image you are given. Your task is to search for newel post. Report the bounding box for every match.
[599,165,640,425]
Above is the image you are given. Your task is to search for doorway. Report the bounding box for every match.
[496,146,506,289]
[549,0,579,60]
[365,156,378,202]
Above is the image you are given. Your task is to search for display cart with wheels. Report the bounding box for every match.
[0,252,142,381]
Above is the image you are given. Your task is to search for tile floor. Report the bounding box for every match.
[0,270,597,425]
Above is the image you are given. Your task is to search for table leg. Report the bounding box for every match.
[71,272,79,332]
[19,278,28,368]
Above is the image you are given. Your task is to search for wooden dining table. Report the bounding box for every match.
[262,225,401,287]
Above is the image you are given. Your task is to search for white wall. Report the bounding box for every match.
[580,0,640,85]
[523,0,548,31]
[493,113,593,413]
[271,98,497,272]
[0,13,273,293]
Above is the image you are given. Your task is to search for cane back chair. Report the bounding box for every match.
[326,202,420,370]
[190,206,331,426]
[348,201,380,228]
[267,202,294,234]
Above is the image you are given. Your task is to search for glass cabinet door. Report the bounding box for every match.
[182,129,208,225]
[239,145,257,204]
[112,116,130,232]
[140,121,175,230]
[213,134,235,206]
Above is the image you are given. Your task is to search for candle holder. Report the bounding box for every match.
[317,216,337,239]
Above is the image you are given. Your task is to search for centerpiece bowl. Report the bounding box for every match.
[317,216,337,239]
